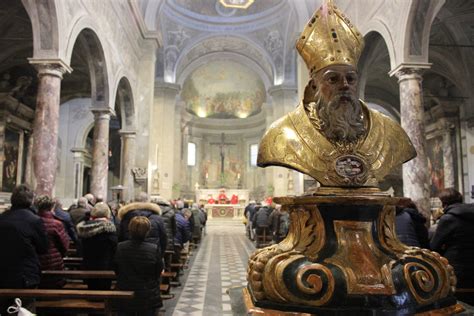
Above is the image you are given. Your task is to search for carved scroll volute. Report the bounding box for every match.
[261,205,328,304]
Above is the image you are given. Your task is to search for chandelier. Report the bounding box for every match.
[219,0,255,9]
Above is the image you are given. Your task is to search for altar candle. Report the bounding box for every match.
[205,172,209,179]
[237,173,240,179]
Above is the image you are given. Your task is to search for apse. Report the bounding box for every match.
[182,60,266,119]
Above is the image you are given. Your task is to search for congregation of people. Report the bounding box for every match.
[1,183,474,313]
[0,184,207,315]
[244,201,290,247]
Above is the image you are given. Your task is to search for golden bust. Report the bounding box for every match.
[258,1,416,188]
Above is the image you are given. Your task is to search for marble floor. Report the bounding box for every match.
[164,220,255,316]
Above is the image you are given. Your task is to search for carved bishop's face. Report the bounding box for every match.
[306,64,366,144]
[315,64,359,105]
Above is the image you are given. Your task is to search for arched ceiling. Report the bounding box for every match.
[145,0,299,86]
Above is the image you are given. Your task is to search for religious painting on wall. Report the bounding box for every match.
[182,60,266,119]
[427,136,444,196]
[2,128,20,192]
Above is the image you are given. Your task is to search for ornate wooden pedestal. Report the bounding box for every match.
[247,194,463,315]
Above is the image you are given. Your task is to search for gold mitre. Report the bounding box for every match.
[296,0,364,73]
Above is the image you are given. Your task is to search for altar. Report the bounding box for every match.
[196,188,248,220]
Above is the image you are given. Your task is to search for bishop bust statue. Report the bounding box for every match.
[257,1,416,188]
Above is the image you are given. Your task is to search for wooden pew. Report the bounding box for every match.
[42,270,172,297]
[63,256,83,269]
[0,288,133,316]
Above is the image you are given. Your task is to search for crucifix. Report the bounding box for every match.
[210,133,236,176]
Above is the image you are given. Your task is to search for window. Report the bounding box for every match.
[250,144,258,167]
[187,142,196,166]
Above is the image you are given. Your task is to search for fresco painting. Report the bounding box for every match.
[182,60,265,119]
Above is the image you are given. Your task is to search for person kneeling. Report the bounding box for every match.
[114,216,163,316]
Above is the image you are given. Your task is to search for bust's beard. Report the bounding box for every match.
[305,90,366,145]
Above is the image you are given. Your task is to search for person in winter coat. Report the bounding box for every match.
[77,202,118,290]
[154,196,176,252]
[114,216,163,316]
[253,205,271,235]
[395,200,429,248]
[53,198,77,244]
[118,194,167,260]
[0,185,48,313]
[191,204,204,241]
[431,188,474,291]
[69,197,89,226]
[268,205,290,243]
[35,195,70,288]
[173,210,191,263]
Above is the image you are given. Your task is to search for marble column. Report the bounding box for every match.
[30,62,69,196]
[119,130,136,202]
[90,108,112,201]
[396,68,430,218]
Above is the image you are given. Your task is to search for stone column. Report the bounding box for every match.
[30,61,70,196]
[90,108,112,201]
[396,68,430,218]
[71,148,88,199]
[119,130,136,202]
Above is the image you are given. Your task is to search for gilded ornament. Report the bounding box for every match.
[246,0,462,314]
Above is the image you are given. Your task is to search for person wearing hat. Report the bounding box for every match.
[76,202,117,290]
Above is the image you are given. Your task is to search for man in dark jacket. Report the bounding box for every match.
[431,188,474,292]
[154,196,176,252]
[118,193,167,260]
[253,205,271,235]
[0,185,48,312]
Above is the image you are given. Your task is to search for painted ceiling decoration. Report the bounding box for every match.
[182,60,266,119]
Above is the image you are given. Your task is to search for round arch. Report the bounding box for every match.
[21,0,60,58]
[359,31,400,117]
[174,34,276,85]
[113,77,136,131]
[64,25,110,109]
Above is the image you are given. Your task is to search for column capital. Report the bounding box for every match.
[118,130,137,138]
[28,58,73,79]
[389,62,431,79]
[90,107,114,120]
